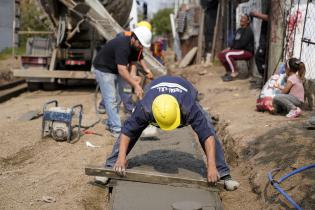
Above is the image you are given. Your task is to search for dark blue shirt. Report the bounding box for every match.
[121,76,216,146]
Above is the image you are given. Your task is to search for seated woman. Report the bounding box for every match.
[218,14,254,82]
[272,58,305,118]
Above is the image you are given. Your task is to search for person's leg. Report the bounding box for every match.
[218,51,231,74]
[197,103,230,177]
[255,45,266,77]
[105,133,142,167]
[198,103,239,190]
[273,94,302,113]
[225,50,253,77]
[118,76,135,114]
[94,70,121,133]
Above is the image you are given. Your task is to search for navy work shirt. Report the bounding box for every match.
[121,76,216,146]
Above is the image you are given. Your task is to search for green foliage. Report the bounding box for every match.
[0,47,25,60]
[151,8,173,36]
[20,0,50,31]
[0,48,12,60]
[19,0,51,48]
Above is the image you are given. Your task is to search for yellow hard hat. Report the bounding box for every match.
[152,94,180,131]
[136,21,152,31]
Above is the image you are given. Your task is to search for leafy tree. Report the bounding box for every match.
[151,8,173,36]
[20,0,50,31]
[19,0,51,48]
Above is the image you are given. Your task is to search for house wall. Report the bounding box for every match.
[0,0,14,51]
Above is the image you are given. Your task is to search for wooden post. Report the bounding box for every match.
[267,0,286,78]
[211,1,221,62]
[196,8,205,64]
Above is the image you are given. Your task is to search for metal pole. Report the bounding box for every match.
[299,0,310,59]
[292,0,301,55]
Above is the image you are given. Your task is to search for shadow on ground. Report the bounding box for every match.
[127,149,206,177]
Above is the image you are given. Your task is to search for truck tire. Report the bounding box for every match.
[27,82,42,91]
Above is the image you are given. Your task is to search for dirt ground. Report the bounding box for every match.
[0,57,314,209]
[0,57,20,84]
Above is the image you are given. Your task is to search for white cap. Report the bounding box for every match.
[133,26,152,48]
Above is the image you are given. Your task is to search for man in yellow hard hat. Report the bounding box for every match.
[96,75,240,190]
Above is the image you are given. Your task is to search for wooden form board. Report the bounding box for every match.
[13,69,95,80]
[85,166,223,191]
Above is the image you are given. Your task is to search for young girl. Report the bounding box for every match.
[272,58,305,118]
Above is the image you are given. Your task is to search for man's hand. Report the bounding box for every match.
[113,158,128,176]
[222,48,231,53]
[250,10,258,17]
[207,165,220,183]
[145,71,154,80]
[134,84,144,99]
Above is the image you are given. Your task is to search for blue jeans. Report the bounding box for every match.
[94,68,121,133]
[105,104,230,178]
[118,77,135,114]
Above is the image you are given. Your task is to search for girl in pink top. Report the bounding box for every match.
[272,58,305,118]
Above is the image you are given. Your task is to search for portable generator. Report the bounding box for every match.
[41,100,83,143]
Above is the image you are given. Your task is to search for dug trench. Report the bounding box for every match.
[173,64,315,210]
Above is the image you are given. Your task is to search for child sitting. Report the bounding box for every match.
[272,58,305,118]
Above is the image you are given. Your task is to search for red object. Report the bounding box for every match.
[81,130,103,136]
[256,97,274,112]
[65,60,86,65]
[21,56,48,65]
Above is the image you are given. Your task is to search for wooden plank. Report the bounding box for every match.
[211,2,221,62]
[179,47,198,68]
[18,31,54,35]
[196,9,205,64]
[13,69,95,79]
[49,48,57,71]
[0,83,27,103]
[85,166,223,191]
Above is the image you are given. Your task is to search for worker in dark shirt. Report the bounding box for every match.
[92,26,152,137]
[116,30,154,114]
[96,76,240,191]
[218,14,254,82]
[250,0,270,82]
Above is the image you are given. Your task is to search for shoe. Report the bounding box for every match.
[221,175,240,191]
[286,107,302,118]
[95,176,109,185]
[98,103,106,114]
[110,131,120,138]
[222,74,233,82]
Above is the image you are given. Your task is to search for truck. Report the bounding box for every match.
[13,0,166,90]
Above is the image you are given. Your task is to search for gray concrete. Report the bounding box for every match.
[110,181,221,210]
[109,127,223,209]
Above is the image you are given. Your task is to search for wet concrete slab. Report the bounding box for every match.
[109,127,223,209]
[110,180,222,210]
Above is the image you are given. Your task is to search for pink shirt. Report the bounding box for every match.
[288,74,304,102]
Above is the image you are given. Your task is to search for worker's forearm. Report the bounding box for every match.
[204,136,216,168]
[140,60,149,73]
[118,65,138,88]
[257,13,268,21]
[118,134,131,160]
